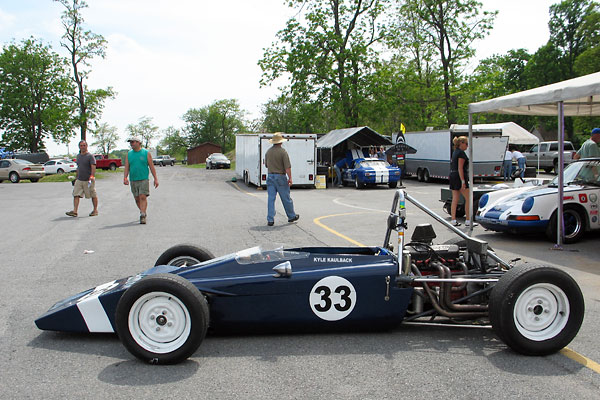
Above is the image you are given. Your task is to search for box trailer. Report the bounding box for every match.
[235,133,317,188]
[400,127,509,182]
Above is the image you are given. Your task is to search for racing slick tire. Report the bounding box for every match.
[155,245,215,267]
[545,206,585,244]
[388,181,398,189]
[9,172,20,183]
[489,264,584,356]
[115,273,209,364]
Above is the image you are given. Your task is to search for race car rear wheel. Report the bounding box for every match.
[545,206,585,244]
[155,245,215,267]
[115,273,209,364]
[489,265,584,356]
[355,176,364,189]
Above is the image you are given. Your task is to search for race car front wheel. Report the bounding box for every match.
[115,273,209,364]
[545,206,585,244]
[155,245,215,267]
[489,264,584,356]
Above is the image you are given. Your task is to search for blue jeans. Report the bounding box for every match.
[517,157,526,178]
[267,174,296,222]
[503,160,512,180]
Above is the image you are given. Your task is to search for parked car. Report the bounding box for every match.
[523,141,576,173]
[43,159,77,175]
[341,158,401,189]
[154,155,175,166]
[476,158,600,243]
[0,159,45,183]
[206,153,231,169]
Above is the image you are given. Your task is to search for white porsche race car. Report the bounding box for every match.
[476,158,600,243]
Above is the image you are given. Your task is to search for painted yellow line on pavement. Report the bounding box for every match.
[231,181,260,197]
[313,212,368,247]
[561,347,600,374]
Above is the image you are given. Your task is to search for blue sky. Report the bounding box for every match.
[0,0,551,156]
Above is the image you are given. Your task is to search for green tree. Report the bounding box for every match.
[158,126,188,158]
[126,116,159,148]
[259,0,387,127]
[261,95,328,133]
[0,38,74,152]
[549,0,598,78]
[183,99,245,152]
[91,121,119,155]
[55,0,114,141]
[393,0,496,126]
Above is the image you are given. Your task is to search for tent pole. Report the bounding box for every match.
[556,102,565,248]
[468,114,474,235]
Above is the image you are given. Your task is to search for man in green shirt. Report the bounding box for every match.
[123,136,159,224]
[574,128,600,160]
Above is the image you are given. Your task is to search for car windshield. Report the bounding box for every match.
[235,245,309,264]
[549,160,600,186]
[359,160,389,168]
[211,154,228,160]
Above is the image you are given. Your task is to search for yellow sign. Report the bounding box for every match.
[315,175,326,189]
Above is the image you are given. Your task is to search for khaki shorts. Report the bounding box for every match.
[130,179,150,197]
[73,179,97,199]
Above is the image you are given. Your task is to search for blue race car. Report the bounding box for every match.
[36,190,584,364]
[342,158,402,189]
[477,158,600,243]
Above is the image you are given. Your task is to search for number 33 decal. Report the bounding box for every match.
[309,276,357,321]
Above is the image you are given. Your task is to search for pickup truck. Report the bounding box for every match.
[93,154,122,171]
[522,141,576,173]
[153,155,175,166]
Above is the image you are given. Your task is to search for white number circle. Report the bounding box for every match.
[309,276,357,321]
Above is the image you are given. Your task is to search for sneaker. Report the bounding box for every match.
[465,220,478,227]
[288,214,300,223]
[140,214,146,224]
[267,221,274,226]
[65,211,77,217]
[450,219,461,226]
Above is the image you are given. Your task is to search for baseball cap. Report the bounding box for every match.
[591,128,600,135]
[127,136,142,143]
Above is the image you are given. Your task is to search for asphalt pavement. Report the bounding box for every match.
[1,166,599,399]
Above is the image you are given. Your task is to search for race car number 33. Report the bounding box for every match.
[309,276,357,321]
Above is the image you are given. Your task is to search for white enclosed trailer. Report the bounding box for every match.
[401,127,508,182]
[235,133,317,188]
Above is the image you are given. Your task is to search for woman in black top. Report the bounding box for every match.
[449,136,476,227]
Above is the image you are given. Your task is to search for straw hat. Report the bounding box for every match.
[269,132,287,144]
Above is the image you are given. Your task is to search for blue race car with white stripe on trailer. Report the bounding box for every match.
[342,157,402,189]
[36,190,585,364]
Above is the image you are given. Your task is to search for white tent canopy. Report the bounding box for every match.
[451,122,539,145]
[469,71,600,116]
[467,71,600,246]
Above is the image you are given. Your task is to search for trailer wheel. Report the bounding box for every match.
[243,171,249,185]
[423,169,430,183]
[416,168,423,182]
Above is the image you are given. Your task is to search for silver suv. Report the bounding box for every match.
[523,141,575,173]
